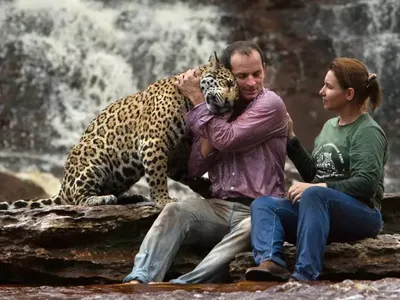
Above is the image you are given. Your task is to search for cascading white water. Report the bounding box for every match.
[315,0,400,191]
[0,0,399,191]
[0,0,230,172]
[314,0,400,125]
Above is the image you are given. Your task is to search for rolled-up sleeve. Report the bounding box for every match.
[185,103,220,177]
[187,135,219,177]
[200,91,287,152]
[185,90,287,176]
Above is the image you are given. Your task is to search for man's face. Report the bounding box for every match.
[230,50,265,102]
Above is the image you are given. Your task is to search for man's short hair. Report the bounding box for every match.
[220,41,266,70]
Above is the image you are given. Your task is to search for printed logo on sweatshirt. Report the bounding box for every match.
[313,143,348,180]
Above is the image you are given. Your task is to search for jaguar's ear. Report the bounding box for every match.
[208,51,221,71]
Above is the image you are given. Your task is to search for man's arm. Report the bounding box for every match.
[175,69,221,177]
[187,133,219,177]
[186,92,287,153]
[200,137,215,158]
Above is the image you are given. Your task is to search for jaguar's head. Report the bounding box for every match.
[199,52,239,115]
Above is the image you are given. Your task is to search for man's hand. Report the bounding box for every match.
[175,68,204,106]
[287,182,327,203]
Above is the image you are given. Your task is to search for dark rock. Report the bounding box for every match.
[0,193,399,284]
[378,193,400,234]
[0,204,208,284]
[230,234,400,281]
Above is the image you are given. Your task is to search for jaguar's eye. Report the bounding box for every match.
[226,79,234,88]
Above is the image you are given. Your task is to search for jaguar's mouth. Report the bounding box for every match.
[206,94,216,104]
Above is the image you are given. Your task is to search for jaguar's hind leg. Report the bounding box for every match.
[142,141,177,209]
[71,166,118,206]
[72,185,118,206]
[73,191,118,206]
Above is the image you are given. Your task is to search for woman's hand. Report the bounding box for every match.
[287,112,296,140]
[175,68,204,106]
[287,182,327,203]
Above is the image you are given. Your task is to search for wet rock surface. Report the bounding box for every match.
[0,192,399,285]
[0,203,209,285]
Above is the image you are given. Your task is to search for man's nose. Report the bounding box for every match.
[246,76,256,86]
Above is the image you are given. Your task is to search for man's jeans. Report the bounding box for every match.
[123,198,251,284]
[250,186,383,281]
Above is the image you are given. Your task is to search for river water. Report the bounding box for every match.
[1,279,400,299]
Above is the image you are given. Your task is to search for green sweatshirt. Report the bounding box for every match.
[287,113,388,209]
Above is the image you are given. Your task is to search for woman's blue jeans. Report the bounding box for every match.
[250,186,383,281]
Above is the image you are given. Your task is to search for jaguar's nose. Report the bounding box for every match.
[206,94,216,104]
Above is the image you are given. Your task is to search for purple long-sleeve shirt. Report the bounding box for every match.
[185,88,288,200]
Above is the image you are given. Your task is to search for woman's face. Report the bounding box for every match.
[319,70,349,112]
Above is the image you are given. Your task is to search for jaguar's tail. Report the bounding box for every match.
[0,195,63,210]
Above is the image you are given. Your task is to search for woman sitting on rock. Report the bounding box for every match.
[245,57,389,282]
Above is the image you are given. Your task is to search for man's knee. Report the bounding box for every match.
[153,201,190,227]
[233,217,251,250]
[162,201,186,216]
[237,217,251,233]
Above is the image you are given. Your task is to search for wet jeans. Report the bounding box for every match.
[250,186,383,281]
[123,198,251,284]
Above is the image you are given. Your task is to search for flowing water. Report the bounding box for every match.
[0,0,230,173]
[2,279,400,299]
[311,0,400,189]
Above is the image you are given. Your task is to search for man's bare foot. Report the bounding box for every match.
[125,280,141,284]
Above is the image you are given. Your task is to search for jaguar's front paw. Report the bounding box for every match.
[85,195,118,206]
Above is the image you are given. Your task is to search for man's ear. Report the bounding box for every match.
[346,88,355,101]
[262,62,267,80]
[208,51,221,71]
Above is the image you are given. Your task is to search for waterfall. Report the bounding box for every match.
[313,0,400,136]
[0,0,399,191]
[312,0,400,191]
[0,0,230,173]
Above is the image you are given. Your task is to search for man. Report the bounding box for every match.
[123,41,288,284]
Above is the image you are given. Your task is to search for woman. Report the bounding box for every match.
[245,57,389,281]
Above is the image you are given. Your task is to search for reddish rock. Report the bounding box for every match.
[0,172,48,203]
